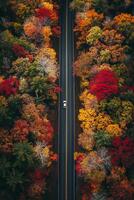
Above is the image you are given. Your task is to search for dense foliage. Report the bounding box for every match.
[72,0,134,199]
[0,0,60,199]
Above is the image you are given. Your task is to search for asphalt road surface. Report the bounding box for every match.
[59,0,75,200]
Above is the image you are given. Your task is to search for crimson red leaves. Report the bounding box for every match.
[0,77,19,96]
[110,137,134,168]
[89,70,119,101]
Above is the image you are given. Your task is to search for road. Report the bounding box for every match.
[58,0,76,200]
